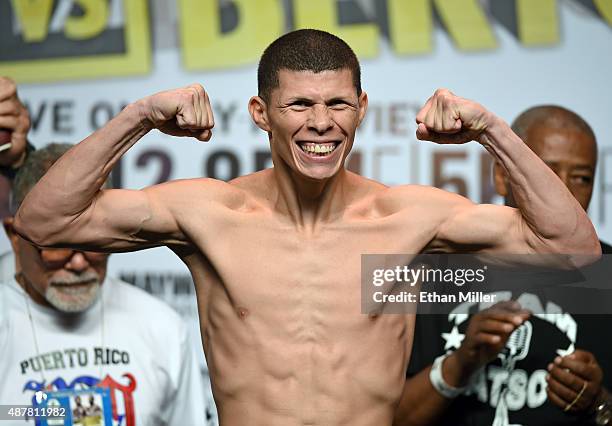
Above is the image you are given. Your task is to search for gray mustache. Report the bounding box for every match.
[50,271,100,286]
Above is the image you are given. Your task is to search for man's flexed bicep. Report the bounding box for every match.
[15,182,188,251]
[430,196,540,254]
[416,89,600,264]
[13,82,214,252]
[430,193,598,266]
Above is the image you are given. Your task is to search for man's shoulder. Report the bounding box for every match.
[151,176,242,198]
[149,176,253,213]
[228,169,271,192]
[374,184,470,215]
[386,184,469,200]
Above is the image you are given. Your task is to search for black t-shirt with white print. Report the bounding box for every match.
[407,242,612,426]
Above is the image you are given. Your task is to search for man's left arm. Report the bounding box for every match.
[419,89,600,263]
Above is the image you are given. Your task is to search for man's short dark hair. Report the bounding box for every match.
[511,105,596,144]
[257,29,362,102]
[11,143,73,214]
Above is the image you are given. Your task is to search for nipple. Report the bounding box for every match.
[237,307,249,319]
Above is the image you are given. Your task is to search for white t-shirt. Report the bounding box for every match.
[0,269,207,425]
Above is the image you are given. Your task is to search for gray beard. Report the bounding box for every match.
[45,272,101,313]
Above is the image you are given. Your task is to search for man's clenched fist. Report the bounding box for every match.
[137,84,215,142]
[0,77,30,168]
[416,89,498,145]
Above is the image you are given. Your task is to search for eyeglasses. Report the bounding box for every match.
[36,247,109,269]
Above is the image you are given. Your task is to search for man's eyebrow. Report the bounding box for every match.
[326,96,357,105]
[573,165,595,172]
[281,95,357,106]
[285,97,313,104]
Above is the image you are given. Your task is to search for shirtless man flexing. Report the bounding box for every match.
[15,30,600,425]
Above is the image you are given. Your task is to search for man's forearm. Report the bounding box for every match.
[480,117,599,256]
[394,367,449,426]
[394,353,473,426]
[15,102,148,245]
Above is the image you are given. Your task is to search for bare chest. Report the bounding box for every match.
[183,209,420,408]
[189,209,435,317]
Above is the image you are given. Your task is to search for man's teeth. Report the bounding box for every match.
[300,143,338,155]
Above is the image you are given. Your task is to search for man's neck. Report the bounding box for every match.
[271,159,353,232]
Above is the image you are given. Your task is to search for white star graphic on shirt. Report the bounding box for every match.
[442,326,465,350]
[449,313,469,326]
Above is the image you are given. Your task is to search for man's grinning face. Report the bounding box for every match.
[265,69,367,181]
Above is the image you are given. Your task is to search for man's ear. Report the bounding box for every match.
[3,216,19,252]
[249,96,271,132]
[357,91,368,127]
[493,161,509,197]
[3,216,23,279]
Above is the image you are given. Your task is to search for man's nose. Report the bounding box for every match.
[64,251,90,272]
[307,105,334,134]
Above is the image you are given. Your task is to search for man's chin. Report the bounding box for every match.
[45,283,101,313]
[303,171,337,181]
[294,162,343,181]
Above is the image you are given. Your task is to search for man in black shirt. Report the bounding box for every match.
[395,106,612,426]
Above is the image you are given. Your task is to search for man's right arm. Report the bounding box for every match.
[14,84,214,251]
[393,353,469,426]
[394,302,530,426]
